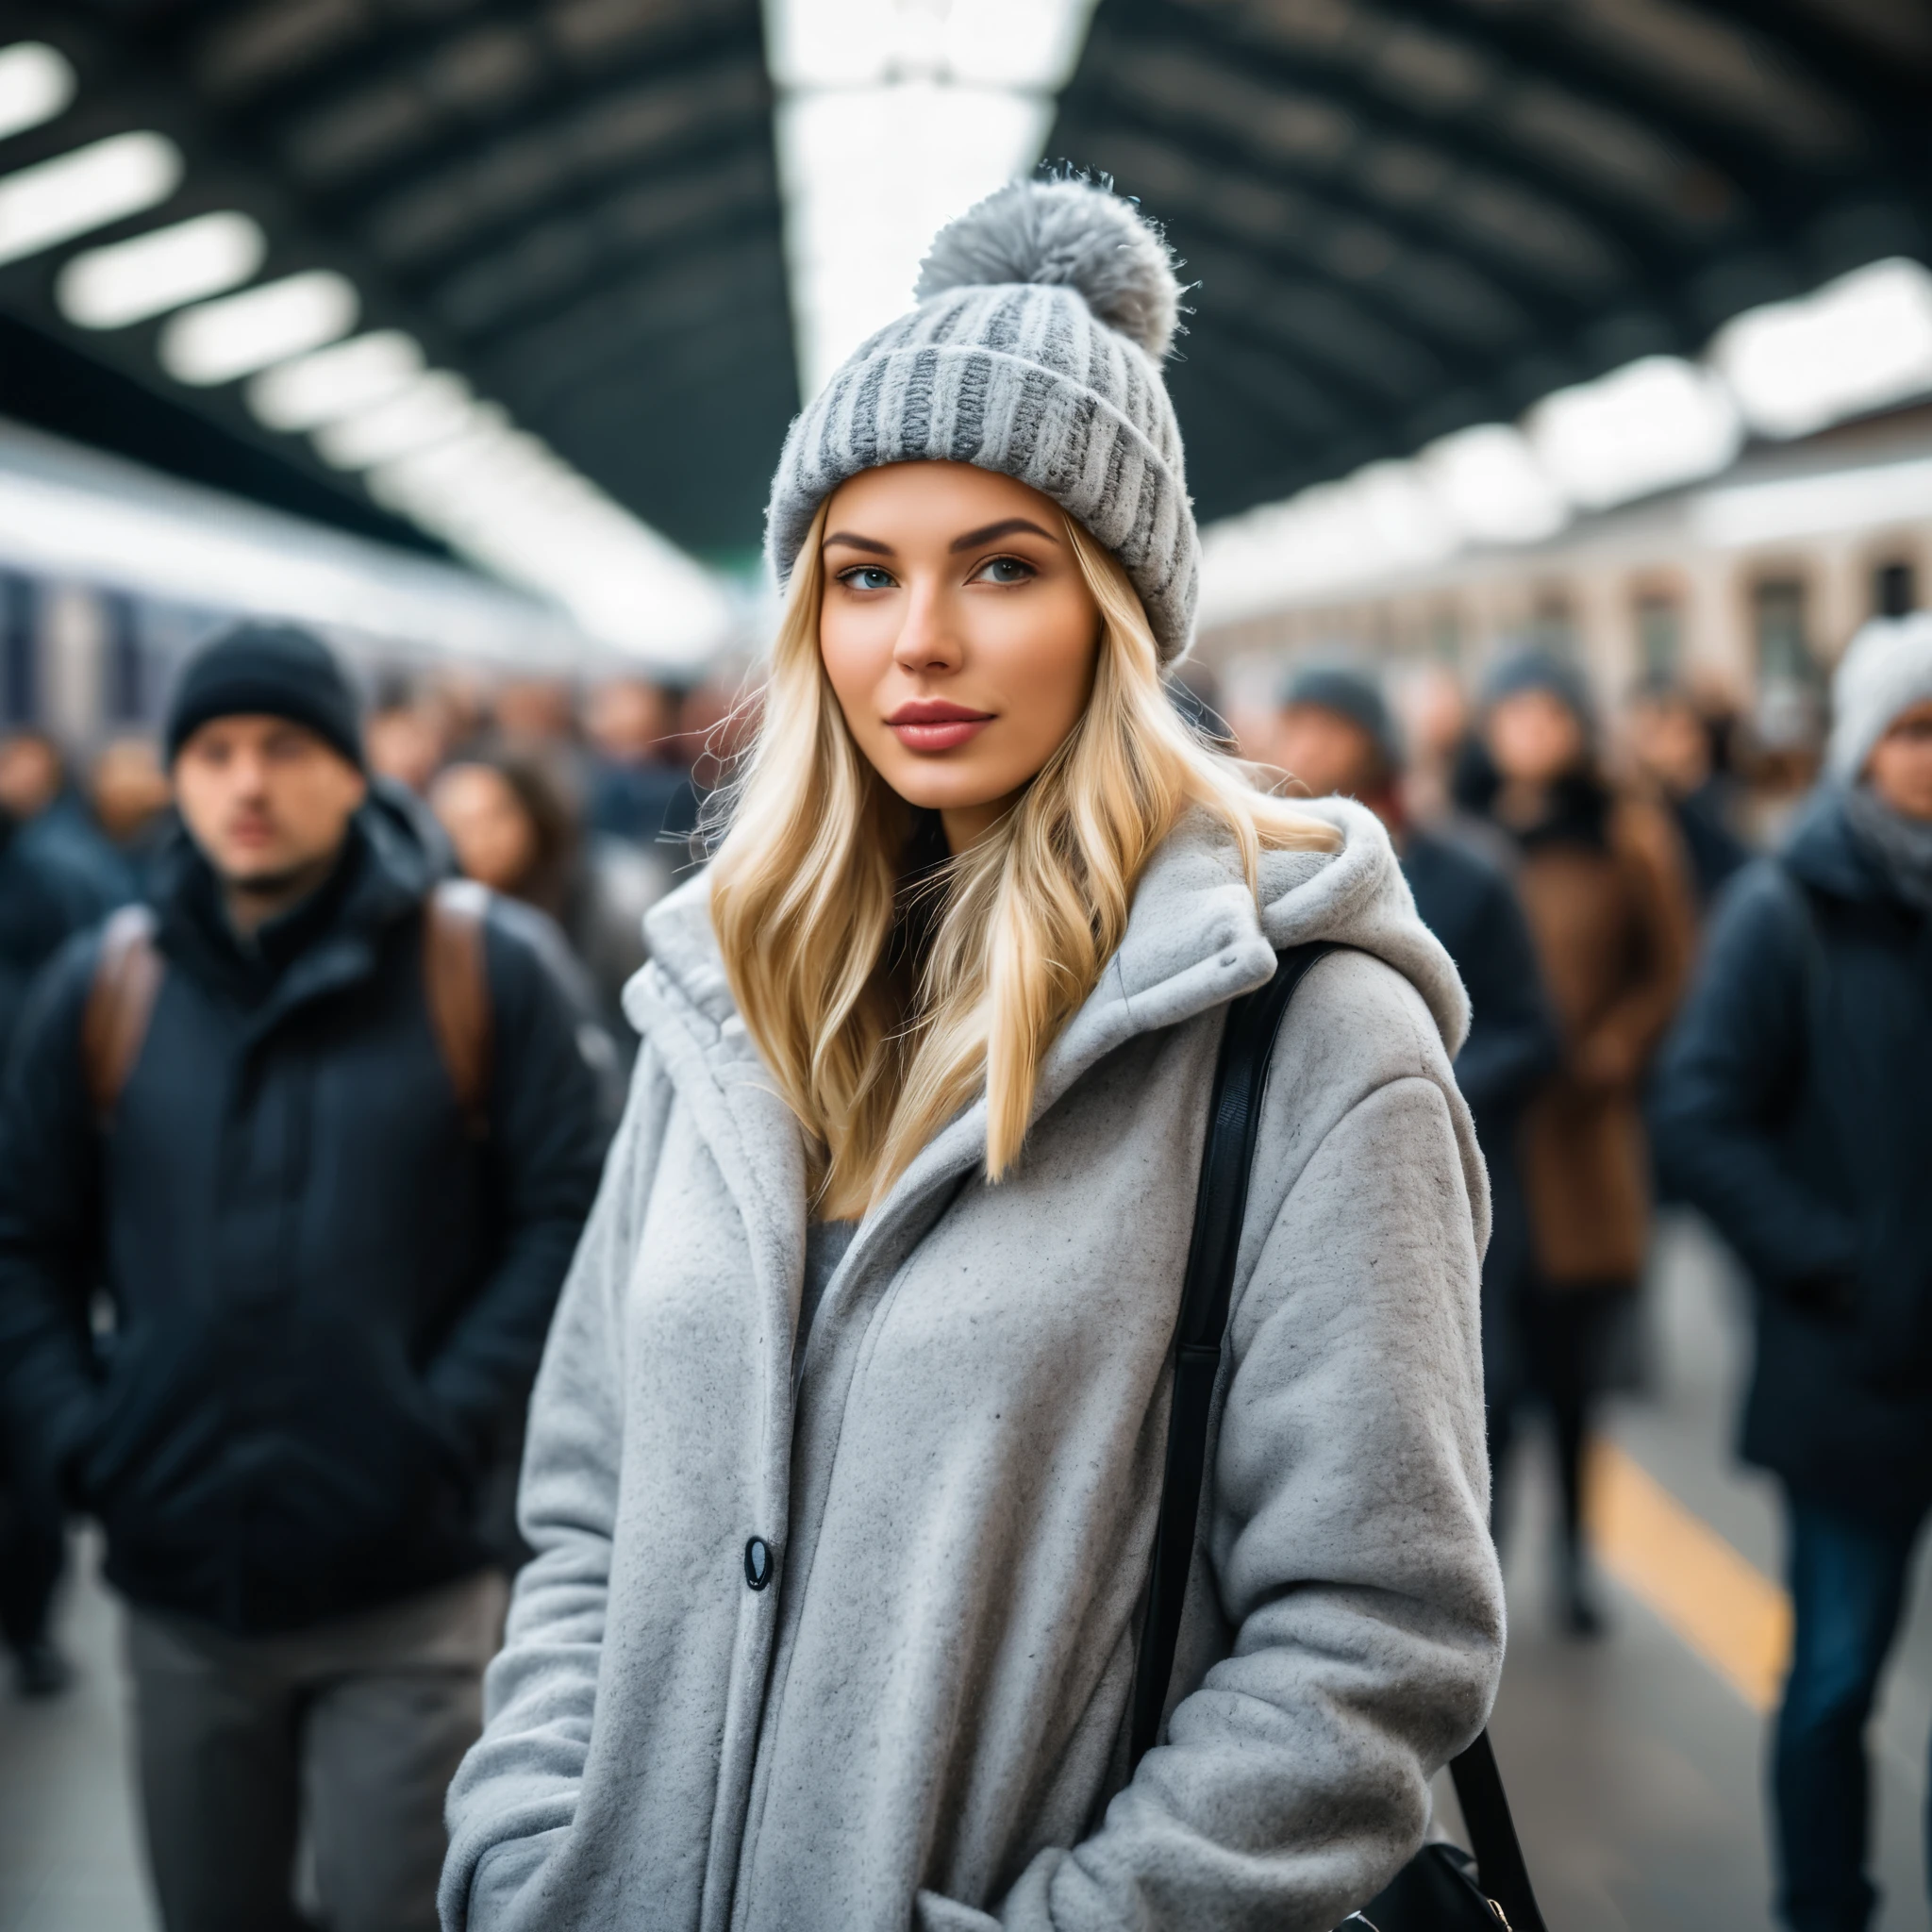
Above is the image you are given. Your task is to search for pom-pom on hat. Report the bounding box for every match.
[764,175,1198,663]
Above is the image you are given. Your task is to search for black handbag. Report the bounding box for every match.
[1132,941,1548,1932]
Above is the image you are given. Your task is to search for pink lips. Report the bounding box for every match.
[886,699,994,753]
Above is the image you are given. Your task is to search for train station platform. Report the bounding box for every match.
[3,1216,1929,1932]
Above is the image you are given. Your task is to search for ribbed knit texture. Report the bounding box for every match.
[765,185,1199,663]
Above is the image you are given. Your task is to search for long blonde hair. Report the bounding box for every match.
[708,499,1339,1218]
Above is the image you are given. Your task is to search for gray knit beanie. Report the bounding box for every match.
[1827,612,1932,781]
[764,177,1198,663]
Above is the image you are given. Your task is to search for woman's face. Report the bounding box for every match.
[430,763,538,893]
[1486,689,1586,787]
[818,461,1102,852]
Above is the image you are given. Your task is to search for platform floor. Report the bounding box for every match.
[2,1214,1928,1932]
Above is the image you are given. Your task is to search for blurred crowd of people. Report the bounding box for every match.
[0,609,1925,1932]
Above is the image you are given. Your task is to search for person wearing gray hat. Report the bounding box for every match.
[444,177,1507,1932]
[1654,609,1932,1931]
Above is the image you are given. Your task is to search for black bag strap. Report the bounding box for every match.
[1132,942,1548,1932]
[1448,1732,1546,1932]
[1130,940,1336,1762]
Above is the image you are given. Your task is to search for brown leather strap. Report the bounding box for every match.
[424,878,492,1139]
[82,904,164,1122]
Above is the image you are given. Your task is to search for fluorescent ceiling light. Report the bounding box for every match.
[776,84,1049,391]
[1712,258,1932,441]
[0,130,182,269]
[367,425,735,664]
[1527,355,1740,511]
[766,0,1101,395]
[1421,424,1568,545]
[312,372,478,469]
[247,330,424,432]
[158,269,358,385]
[56,209,266,329]
[0,42,75,142]
[767,0,1095,90]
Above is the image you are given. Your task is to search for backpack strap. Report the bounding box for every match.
[423,878,493,1140]
[82,904,164,1124]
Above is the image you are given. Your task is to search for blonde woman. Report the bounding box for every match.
[441,179,1504,1932]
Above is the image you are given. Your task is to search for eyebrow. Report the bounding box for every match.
[949,517,1059,553]
[823,531,892,555]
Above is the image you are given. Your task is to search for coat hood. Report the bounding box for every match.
[1783,783,1892,904]
[635,795,1468,1086]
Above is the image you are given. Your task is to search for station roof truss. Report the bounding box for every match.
[1049,0,1932,524]
[0,0,798,564]
[0,0,1926,560]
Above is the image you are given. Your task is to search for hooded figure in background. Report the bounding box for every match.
[1456,652,1696,1633]
[1655,613,1932,1932]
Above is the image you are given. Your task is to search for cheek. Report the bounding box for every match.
[976,590,1097,746]
[818,596,895,709]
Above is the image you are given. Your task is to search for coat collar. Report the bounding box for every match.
[628,797,1465,1238]
[150,798,433,1032]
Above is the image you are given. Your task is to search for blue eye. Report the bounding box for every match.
[841,566,895,591]
[974,556,1035,585]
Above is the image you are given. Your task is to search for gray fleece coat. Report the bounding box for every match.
[441,799,1505,1932]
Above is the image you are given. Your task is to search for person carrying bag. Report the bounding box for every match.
[441,175,1507,1932]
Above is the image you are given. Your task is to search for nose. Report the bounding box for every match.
[891,577,962,677]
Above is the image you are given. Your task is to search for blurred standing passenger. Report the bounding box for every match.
[1276,667,1557,1533]
[0,727,132,908]
[91,735,175,891]
[1624,679,1751,909]
[0,624,607,1932]
[367,694,451,799]
[1457,652,1695,1632]
[429,757,630,1105]
[584,677,697,849]
[1654,615,1932,1932]
[0,735,132,1698]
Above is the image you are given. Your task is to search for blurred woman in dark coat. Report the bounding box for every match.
[1457,652,1696,1632]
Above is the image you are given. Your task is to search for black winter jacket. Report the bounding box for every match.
[0,803,129,1063]
[1653,787,1932,1521]
[1402,828,1558,1350]
[0,803,608,1632]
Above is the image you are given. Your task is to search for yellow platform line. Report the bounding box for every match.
[1584,1439,1792,1713]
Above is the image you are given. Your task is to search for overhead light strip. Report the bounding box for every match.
[1201,255,1932,625]
[0,41,734,667]
[765,0,1102,397]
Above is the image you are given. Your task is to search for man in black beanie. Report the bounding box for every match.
[0,622,608,1932]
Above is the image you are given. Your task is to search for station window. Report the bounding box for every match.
[1,574,36,724]
[1752,577,1811,684]
[1429,607,1461,663]
[1529,595,1575,658]
[105,593,144,723]
[1874,559,1916,618]
[1635,593,1681,683]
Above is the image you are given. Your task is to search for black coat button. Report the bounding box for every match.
[744,1537,774,1591]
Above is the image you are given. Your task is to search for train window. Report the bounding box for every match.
[1,574,36,724]
[1751,577,1811,684]
[1874,559,1916,618]
[1636,594,1682,682]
